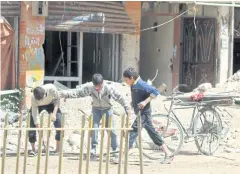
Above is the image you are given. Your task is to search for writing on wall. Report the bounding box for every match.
[19,2,45,88]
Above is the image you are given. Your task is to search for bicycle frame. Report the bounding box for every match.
[163,85,233,139]
[164,98,199,138]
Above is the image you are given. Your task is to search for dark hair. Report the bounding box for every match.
[92,74,103,86]
[33,86,45,100]
[123,67,139,80]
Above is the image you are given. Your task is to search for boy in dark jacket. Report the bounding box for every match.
[123,67,174,163]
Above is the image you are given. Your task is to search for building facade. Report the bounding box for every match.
[0,1,141,92]
[140,2,236,92]
[1,1,238,96]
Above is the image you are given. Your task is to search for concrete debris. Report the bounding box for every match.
[67,134,81,147]
[225,70,240,82]
[0,110,20,124]
[193,83,212,92]
[216,70,240,92]
[224,147,240,153]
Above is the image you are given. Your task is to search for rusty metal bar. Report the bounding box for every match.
[117,115,125,174]
[78,115,86,174]
[0,127,132,131]
[124,114,130,174]
[98,114,106,174]
[15,114,23,174]
[105,116,112,174]
[1,114,8,174]
[36,116,44,174]
[23,112,30,174]
[44,115,52,174]
[58,114,66,174]
[86,115,93,174]
[137,112,144,174]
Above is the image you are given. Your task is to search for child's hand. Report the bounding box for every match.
[138,101,147,109]
[51,113,56,122]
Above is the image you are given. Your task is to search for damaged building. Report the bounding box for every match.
[1,1,141,93]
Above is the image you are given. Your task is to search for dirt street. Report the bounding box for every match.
[1,146,240,174]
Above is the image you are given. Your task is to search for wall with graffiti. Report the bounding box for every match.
[19,2,45,88]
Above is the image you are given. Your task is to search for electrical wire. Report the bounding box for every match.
[58,1,66,76]
[235,29,240,36]
[193,5,197,30]
[139,8,191,33]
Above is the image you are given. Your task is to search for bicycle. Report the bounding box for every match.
[137,84,239,160]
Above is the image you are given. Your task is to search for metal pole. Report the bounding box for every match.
[14,16,19,88]
[15,114,23,174]
[229,6,235,76]
[111,34,115,80]
[117,115,125,174]
[124,114,130,174]
[58,114,66,174]
[44,115,52,174]
[67,32,72,88]
[115,35,119,81]
[78,115,86,174]
[98,114,106,174]
[23,112,30,174]
[0,127,132,131]
[194,2,240,7]
[105,116,112,174]
[77,32,83,85]
[86,115,93,174]
[1,114,8,174]
[137,112,144,174]
[36,116,44,174]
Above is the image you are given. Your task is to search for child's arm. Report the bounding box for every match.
[59,83,92,99]
[138,83,160,109]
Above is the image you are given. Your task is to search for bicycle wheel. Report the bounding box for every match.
[136,114,184,160]
[193,107,222,156]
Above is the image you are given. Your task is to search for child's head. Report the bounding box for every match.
[123,67,139,86]
[33,86,45,100]
[92,74,104,91]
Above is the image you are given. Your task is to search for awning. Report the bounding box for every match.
[46,1,136,34]
[0,1,21,17]
[0,16,15,90]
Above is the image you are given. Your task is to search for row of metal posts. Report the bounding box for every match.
[0,112,144,174]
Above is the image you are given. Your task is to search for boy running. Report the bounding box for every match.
[123,67,174,163]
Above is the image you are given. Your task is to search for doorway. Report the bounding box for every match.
[43,31,121,88]
[43,31,81,88]
[181,17,216,90]
[83,33,121,83]
[233,39,240,73]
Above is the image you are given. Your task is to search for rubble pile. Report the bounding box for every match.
[217,70,240,92]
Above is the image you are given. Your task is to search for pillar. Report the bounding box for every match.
[19,2,45,106]
[122,2,141,73]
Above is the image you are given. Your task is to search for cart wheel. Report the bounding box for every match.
[136,114,184,160]
[193,107,222,156]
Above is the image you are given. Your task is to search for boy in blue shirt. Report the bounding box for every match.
[123,67,174,163]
